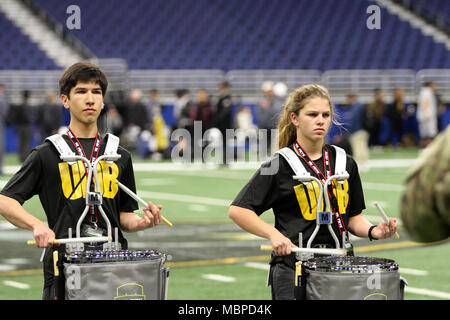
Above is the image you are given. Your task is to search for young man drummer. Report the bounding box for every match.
[0,62,163,300]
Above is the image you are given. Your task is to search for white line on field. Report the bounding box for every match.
[139,191,230,207]
[3,159,417,176]
[188,204,208,212]
[0,264,16,272]
[1,258,30,265]
[243,262,428,275]
[244,262,270,271]
[363,182,404,192]
[0,221,18,230]
[405,287,450,299]
[202,274,236,283]
[2,280,30,289]
[139,178,176,186]
[400,268,429,276]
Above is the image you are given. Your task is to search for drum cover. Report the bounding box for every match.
[63,251,169,300]
[303,256,404,300]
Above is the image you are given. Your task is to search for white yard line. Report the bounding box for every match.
[400,268,429,276]
[139,191,231,207]
[0,264,16,272]
[243,262,270,271]
[3,158,417,177]
[202,274,236,283]
[0,221,18,230]
[139,178,177,186]
[2,280,30,290]
[405,287,450,300]
[363,182,404,192]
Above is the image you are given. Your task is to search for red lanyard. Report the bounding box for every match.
[66,127,101,167]
[66,127,102,222]
[293,140,330,184]
[293,140,347,234]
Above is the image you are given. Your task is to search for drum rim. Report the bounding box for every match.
[302,255,399,273]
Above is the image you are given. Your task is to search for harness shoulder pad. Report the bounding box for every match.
[332,145,347,175]
[45,134,77,165]
[275,147,309,177]
[104,133,120,158]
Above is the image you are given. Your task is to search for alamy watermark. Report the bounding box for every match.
[66,5,81,30]
[366,4,381,30]
[169,121,280,175]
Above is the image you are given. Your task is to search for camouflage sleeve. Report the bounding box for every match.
[400,126,450,242]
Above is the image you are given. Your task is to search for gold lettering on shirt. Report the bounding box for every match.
[294,179,349,221]
[59,160,119,199]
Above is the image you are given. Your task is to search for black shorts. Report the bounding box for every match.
[269,263,295,300]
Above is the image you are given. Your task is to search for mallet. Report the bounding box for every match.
[373,201,400,239]
[115,180,173,227]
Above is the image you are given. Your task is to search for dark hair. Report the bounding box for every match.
[59,62,108,98]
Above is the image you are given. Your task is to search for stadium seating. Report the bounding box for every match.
[0,10,58,69]
[27,0,449,71]
[404,0,450,31]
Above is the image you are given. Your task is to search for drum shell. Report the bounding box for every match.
[63,258,169,300]
[305,268,403,300]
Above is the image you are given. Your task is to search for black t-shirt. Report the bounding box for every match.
[231,144,365,268]
[0,134,139,287]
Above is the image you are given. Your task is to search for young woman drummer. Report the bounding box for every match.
[228,84,397,300]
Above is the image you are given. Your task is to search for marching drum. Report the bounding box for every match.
[301,256,406,300]
[63,249,170,300]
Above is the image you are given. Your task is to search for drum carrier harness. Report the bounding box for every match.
[276,144,354,257]
[46,132,121,252]
[43,133,170,300]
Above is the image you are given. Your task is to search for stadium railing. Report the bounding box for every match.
[416,69,450,103]
[1,66,449,105]
[322,69,417,104]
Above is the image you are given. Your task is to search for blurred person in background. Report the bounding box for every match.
[234,106,258,160]
[9,90,33,163]
[144,89,170,160]
[0,84,10,175]
[211,81,233,165]
[385,87,408,148]
[365,88,387,148]
[257,81,280,157]
[174,89,192,128]
[417,81,438,148]
[106,104,123,137]
[347,93,370,172]
[191,89,215,161]
[122,89,148,153]
[37,92,62,142]
[175,89,193,158]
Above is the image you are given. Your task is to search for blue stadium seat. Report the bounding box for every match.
[1,0,448,70]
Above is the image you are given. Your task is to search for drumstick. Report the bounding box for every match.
[260,245,346,256]
[27,236,111,246]
[115,180,173,227]
[373,202,400,239]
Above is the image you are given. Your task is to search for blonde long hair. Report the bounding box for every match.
[277,84,339,149]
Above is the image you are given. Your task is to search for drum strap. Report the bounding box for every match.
[276,147,309,177]
[46,133,120,162]
[333,145,347,175]
[276,145,347,180]
[46,134,77,165]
